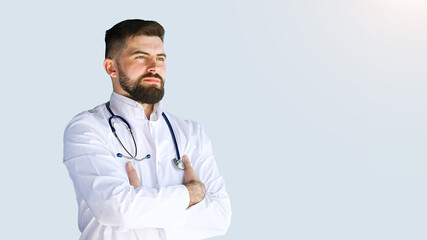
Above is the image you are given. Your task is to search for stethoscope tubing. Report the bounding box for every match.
[105,102,184,169]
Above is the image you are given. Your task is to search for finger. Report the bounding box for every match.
[126,161,135,173]
[182,155,193,170]
[126,161,140,188]
[183,155,200,184]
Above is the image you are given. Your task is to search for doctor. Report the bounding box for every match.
[63,19,231,240]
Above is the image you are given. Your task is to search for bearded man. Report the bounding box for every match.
[63,19,231,240]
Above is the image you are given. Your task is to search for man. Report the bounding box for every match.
[63,19,231,240]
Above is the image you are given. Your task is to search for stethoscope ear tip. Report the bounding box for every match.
[146,154,151,159]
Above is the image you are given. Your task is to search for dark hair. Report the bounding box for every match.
[105,19,165,59]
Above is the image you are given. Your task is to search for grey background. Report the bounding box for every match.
[1,0,427,239]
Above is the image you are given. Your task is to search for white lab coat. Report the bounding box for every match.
[63,92,231,240]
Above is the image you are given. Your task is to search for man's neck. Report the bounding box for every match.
[140,102,154,120]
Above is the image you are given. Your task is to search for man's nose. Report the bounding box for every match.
[147,58,158,72]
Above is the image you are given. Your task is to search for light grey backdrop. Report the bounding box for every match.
[1,0,426,239]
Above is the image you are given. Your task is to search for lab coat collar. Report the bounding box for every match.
[109,92,163,121]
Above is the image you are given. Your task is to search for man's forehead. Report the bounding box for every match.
[125,35,164,49]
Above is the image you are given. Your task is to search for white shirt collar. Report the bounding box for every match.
[109,92,163,121]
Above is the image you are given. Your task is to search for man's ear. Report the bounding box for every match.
[104,58,118,78]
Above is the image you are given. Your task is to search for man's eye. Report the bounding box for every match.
[136,56,145,59]
[157,57,165,61]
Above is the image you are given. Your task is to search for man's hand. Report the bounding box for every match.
[126,161,141,189]
[126,156,205,207]
[183,155,206,207]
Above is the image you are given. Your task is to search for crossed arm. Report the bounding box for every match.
[64,114,231,238]
[126,155,206,207]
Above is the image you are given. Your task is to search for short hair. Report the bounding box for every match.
[105,19,165,59]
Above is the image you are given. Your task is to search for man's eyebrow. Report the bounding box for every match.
[130,50,149,55]
[130,50,167,58]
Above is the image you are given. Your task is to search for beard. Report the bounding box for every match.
[117,65,165,104]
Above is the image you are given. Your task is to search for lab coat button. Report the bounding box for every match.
[157,161,161,166]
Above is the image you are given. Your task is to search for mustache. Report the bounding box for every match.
[140,72,164,82]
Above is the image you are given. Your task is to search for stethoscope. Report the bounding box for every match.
[105,102,185,170]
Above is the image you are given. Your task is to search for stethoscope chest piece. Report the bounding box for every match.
[173,158,185,170]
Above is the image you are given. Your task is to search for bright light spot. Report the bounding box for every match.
[370,0,427,22]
